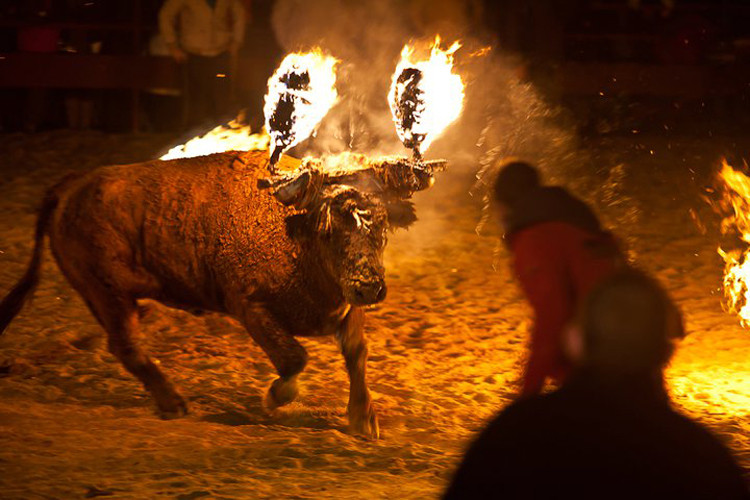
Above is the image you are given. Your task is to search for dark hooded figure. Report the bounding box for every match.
[492,159,626,397]
[444,269,749,500]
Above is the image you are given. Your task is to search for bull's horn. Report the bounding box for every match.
[307,156,447,198]
[274,170,311,204]
[269,146,283,173]
[260,156,448,204]
[369,157,447,197]
[259,169,324,211]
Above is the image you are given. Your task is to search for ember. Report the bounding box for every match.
[716,159,750,326]
[264,49,339,169]
[389,36,465,159]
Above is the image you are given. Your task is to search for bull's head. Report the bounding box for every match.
[260,156,444,306]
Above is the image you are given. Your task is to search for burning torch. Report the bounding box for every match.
[264,49,339,172]
[388,36,464,163]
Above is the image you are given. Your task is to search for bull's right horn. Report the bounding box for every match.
[259,170,322,211]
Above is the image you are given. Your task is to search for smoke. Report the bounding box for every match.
[271,0,486,157]
[270,0,630,252]
[271,0,583,172]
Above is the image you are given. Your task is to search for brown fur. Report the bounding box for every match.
[0,150,393,437]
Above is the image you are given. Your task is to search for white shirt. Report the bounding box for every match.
[159,0,245,57]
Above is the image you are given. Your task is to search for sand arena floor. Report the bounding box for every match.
[0,131,748,498]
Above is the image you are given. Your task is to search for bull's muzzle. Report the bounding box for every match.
[350,279,387,305]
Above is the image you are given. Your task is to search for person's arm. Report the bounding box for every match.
[159,0,187,62]
[512,229,573,398]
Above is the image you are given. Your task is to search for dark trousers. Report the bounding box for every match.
[185,52,231,128]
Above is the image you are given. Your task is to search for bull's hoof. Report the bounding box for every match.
[155,392,188,420]
[264,376,299,412]
[348,403,380,440]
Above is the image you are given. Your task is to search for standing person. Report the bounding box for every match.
[61,0,104,131]
[159,0,246,128]
[444,270,748,499]
[492,159,625,398]
[16,0,61,132]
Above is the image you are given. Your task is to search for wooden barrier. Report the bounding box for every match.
[557,62,750,99]
[0,53,179,89]
[0,53,180,131]
[1,53,748,130]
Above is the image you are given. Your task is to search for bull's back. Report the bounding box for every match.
[49,150,304,310]
[141,151,307,305]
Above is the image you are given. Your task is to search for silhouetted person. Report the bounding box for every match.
[492,159,625,398]
[444,269,748,499]
[159,0,246,128]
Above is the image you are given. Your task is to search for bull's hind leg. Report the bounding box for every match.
[337,307,379,439]
[239,305,308,411]
[50,212,185,417]
[81,290,187,418]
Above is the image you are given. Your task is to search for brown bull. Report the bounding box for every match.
[0,150,439,438]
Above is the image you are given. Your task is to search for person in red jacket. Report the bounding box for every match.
[492,159,626,398]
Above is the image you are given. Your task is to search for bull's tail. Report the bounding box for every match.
[0,178,68,335]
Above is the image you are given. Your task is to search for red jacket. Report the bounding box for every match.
[504,187,623,397]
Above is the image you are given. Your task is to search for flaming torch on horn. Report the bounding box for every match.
[264,49,339,172]
[389,36,465,161]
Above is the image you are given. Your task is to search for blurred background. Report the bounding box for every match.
[0,0,748,136]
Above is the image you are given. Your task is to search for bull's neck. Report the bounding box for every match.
[297,240,346,308]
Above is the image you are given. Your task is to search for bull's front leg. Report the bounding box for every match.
[239,304,308,411]
[337,306,379,439]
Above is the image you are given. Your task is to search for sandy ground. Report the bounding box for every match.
[0,130,748,499]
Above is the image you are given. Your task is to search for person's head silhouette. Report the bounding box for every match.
[566,268,684,378]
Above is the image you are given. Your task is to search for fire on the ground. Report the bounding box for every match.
[716,159,750,326]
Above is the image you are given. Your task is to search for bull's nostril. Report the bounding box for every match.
[350,279,387,304]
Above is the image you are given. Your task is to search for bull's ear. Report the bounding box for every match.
[273,171,313,207]
[385,200,417,229]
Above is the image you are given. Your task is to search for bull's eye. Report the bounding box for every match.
[344,210,358,227]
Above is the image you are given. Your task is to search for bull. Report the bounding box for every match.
[0,150,441,438]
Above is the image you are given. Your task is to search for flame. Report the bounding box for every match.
[716,159,750,326]
[160,120,269,160]
[389,36,465,157]
[300,151,377,172]
[264,49,339,165]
